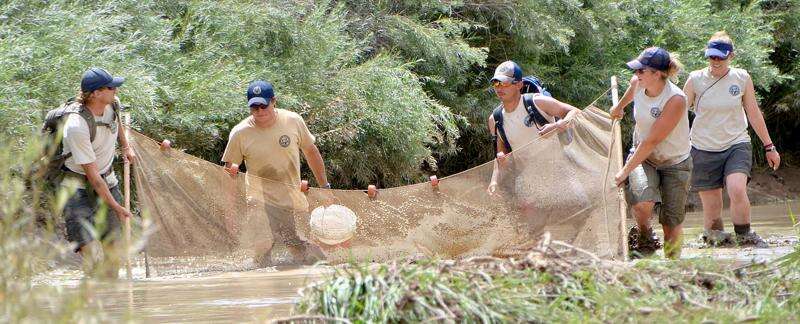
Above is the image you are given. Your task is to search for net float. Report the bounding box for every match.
[430,175,439,187]
[367,185,378,199]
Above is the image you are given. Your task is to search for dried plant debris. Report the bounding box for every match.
[285,234,800,323]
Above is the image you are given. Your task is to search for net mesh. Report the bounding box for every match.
[130,103,626,276]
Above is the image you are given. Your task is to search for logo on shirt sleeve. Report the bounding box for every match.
[279,135,291,147]
[729,85,741,96]
[650,107,661,118]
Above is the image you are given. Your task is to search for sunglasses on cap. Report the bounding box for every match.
[250,103,271,110]
[491,80,518,88]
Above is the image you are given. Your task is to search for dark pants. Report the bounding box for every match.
[64,186,123,252]
[253,204,327,267]
[265,204,304,248]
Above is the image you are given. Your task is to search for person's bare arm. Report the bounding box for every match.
[117,118,136,164]
[532,96,578,136]
[742,76,780,170]
[682,77,696,111]
[301,143,329,187]
[610,75,638,119]
[487,114,508,195]
[615,95,686,185]
[81,162,132,220]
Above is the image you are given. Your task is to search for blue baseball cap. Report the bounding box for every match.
[626,47,671,71]
[246,80,275,107]
[490,61,523,83]
[81,67,124,93]
[705,41,734,59]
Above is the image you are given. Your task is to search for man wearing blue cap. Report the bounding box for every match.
[61,67,135,277]
[484,61,582,237]
[486,61,578,195]
[222,80,329,266]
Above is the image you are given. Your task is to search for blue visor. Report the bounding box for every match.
[705,41,733,58]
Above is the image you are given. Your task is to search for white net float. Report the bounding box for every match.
[309,204,357,245]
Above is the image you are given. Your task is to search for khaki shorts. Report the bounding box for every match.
[625,157,693,227]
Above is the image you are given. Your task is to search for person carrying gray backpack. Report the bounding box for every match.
[47,67,135,278]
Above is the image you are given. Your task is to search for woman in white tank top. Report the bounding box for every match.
[683,31,780,247]
[609,47,691,259]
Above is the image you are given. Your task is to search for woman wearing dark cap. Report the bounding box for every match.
[684,31,780,248]
[610,47,691,259]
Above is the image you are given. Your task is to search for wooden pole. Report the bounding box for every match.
[123,112,133,280]
[610,76,628,260]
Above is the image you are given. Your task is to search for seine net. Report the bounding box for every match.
[129,104,626,276]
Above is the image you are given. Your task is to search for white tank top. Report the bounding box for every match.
[632,81,690,167]
[500,94,555,150]
[688,67,751,152]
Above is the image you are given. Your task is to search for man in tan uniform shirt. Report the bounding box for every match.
[222,80,330,266]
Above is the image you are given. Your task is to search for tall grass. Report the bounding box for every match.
[0,134,107,322]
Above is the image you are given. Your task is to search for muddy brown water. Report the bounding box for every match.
[655,202,798,263]
[39,203,797,322]
[40,266,332,322]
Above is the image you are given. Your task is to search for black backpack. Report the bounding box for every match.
[40,99,120,181]
[491,76,553,154]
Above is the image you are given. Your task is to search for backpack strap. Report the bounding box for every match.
[522,93,552,129]
[74,104,98,143]
[492,105,513,154]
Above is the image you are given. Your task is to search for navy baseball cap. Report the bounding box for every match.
[705,41,734,59]
[490,61,523,83]
[246,80,275,107]
[81,67,124,93]
[626,47,671,71]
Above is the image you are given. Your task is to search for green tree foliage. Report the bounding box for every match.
[760,0,800,159]
[1,0,798,188]
[0,134,111,321]
[0,0,461,188]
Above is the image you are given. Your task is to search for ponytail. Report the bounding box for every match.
[663,53,683,83]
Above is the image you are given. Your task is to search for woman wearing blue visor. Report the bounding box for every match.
[683,31,781,248]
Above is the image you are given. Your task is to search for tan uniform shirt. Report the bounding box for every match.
[222,109,315,210]
[632,80,690,167]
[688,67,751,152]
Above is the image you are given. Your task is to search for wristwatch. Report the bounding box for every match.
[765,146,777,152]
[323,183,332,189]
